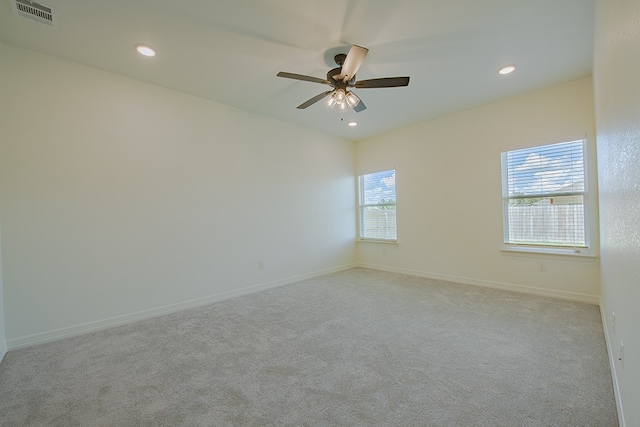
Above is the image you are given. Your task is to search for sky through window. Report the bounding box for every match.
[505,140,584,197]
[362,170,396,204]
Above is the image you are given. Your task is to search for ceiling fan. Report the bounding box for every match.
[277,45,410,113]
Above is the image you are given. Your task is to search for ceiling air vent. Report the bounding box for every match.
[11,0,57,28]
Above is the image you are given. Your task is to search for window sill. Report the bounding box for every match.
[358,239,399,245]
[501,245,596,261]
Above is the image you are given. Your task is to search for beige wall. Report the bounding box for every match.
[594,0,640,425]
[0,42,6,360]
[356,77,600,302]
[0,45,356,346]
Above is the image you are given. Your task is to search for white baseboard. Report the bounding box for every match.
[7,263,357,350]
[600,305,626,427]
[358,262,601,305]
[0,340,7,365]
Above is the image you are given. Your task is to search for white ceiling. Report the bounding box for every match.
[0,0,594,140]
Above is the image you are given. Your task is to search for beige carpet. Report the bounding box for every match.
[0,268,618,426]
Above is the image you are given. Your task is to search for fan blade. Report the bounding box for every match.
[353,99,367,113]
[354,77,410,88]
[337,45,369,82]
[277,72,333,86]
[297,91,334,109]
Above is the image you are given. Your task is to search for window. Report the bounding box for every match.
[501,139,588,252]
[358,169,397,241]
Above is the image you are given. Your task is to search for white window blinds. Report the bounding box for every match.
[501,140,587,248]
[358,170,397,241]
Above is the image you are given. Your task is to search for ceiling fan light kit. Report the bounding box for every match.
[345,91,360,107]
[277,44,410,113]
[325,89,360,110]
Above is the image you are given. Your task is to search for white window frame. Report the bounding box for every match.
[358,169,397,242]
[501,139,591,256]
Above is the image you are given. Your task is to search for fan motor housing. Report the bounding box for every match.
[326,67,341,81]
[327,67,355,87]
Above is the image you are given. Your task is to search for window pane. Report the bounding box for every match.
[360,206,397,240]
[507,196,585,247]
[505,140,584,197]
[361,170,396,205]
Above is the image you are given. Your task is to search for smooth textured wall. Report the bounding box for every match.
[0,222,5,360]
[0,45,356,346]
[356,77,600,302]
[594,0,640,425]
[0,42,6,361]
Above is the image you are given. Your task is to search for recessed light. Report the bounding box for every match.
[498,65,516,75]
[135,44,156,57]
[348,121,358,127]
